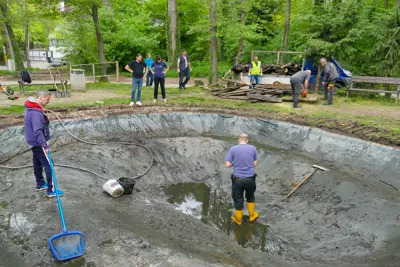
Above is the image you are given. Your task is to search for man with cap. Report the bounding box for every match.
[290,69,312,108]
[225,134,259,225]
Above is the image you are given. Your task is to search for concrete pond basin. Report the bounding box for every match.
[0,113,399,267]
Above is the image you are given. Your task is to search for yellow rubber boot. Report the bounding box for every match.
[231,210,243,225]
[247,202,259,223]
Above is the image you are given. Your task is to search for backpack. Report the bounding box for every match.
[20,70,32,84]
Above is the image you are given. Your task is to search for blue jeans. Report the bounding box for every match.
[179,68,190,89]
[32,146,53,194]
[146,72,153,87]
[249,75,260,89]
[132,78,143,102]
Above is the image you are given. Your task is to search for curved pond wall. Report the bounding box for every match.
[1,113,398,184]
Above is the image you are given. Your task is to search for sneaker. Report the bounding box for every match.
[47,190,64,198]
[163,99,167,103]
[136,101,142,106]
[153,99,156,103]
[36,183,48,191]
[323,102,332,106]
[129,102,134,106]
[293,105,302,108]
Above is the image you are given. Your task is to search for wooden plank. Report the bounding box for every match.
[247,93,282,103]
[219,96,248,100]
[349,88,399,93]
[221,78,250,86]
[282,95,319,103]
[352,76,400,84]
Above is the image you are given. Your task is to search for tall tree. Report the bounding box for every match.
[24,2,30,68]
[91,2,108,81]
[210,0,218,83]
[235,0,246,64]
[384,0,389,9]
[167,0,177,68]
[0,1,24,70]
[283,0,291,50]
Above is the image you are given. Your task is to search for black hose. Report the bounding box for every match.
[0,109,154,182]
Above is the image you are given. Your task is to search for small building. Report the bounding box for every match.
[28,38,67,69]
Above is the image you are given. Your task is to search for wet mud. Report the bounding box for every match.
[1,113,400,267]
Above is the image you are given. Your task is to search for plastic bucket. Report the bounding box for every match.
[118,177,135,195]
[102,180,124,198]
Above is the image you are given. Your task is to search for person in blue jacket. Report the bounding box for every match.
[24,91,64,198]
[144,53,154,87]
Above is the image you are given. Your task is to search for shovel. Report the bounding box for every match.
[45,151,85,261]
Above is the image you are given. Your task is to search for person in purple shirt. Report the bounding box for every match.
[24,91,64,198]
[150,55,169,103]
[225,134,259,225]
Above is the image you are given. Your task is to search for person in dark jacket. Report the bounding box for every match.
[24,91,64,198]
[151,55,169,103]
[320,57,339,105]
[177,49,192,91]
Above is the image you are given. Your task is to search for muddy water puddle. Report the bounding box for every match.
[164,182,271,252]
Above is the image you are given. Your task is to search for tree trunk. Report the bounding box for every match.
[210,0,218,84]
[0,2,24,70]
[91,2,108,82]
[235,0,246,64]
[384,0,389,9]
[167,0,177,69]
[397,0,400,7]
[25,3,30,68]
[283,0,291,50]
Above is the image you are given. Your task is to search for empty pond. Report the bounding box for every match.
[0,113,399,267]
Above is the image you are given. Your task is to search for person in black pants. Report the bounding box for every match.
[151,55,169,103]
[225,134,259,225]
[24,91,64,198]
[177,49,192,91]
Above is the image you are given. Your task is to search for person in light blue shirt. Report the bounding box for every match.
[144,53,154,87]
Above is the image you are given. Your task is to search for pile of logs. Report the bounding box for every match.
[242,62,301,76]
[212,80,292,103]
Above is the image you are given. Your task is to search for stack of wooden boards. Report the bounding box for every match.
[242,62,301,76]
[212,79,319,103]
[212,82,292,103]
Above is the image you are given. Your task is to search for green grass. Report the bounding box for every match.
[2,81,400,144]
[0,105,25,114]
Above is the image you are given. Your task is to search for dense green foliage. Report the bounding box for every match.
[2,0,400,76]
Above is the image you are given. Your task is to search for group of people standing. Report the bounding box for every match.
[224,56,339,108]
[124,50,191,106]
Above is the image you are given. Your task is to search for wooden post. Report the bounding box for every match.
[301,52,306,71]
[277,51,281,65]
[251,50,254,61]
[92,63,96,83]
[116,61,119,83]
